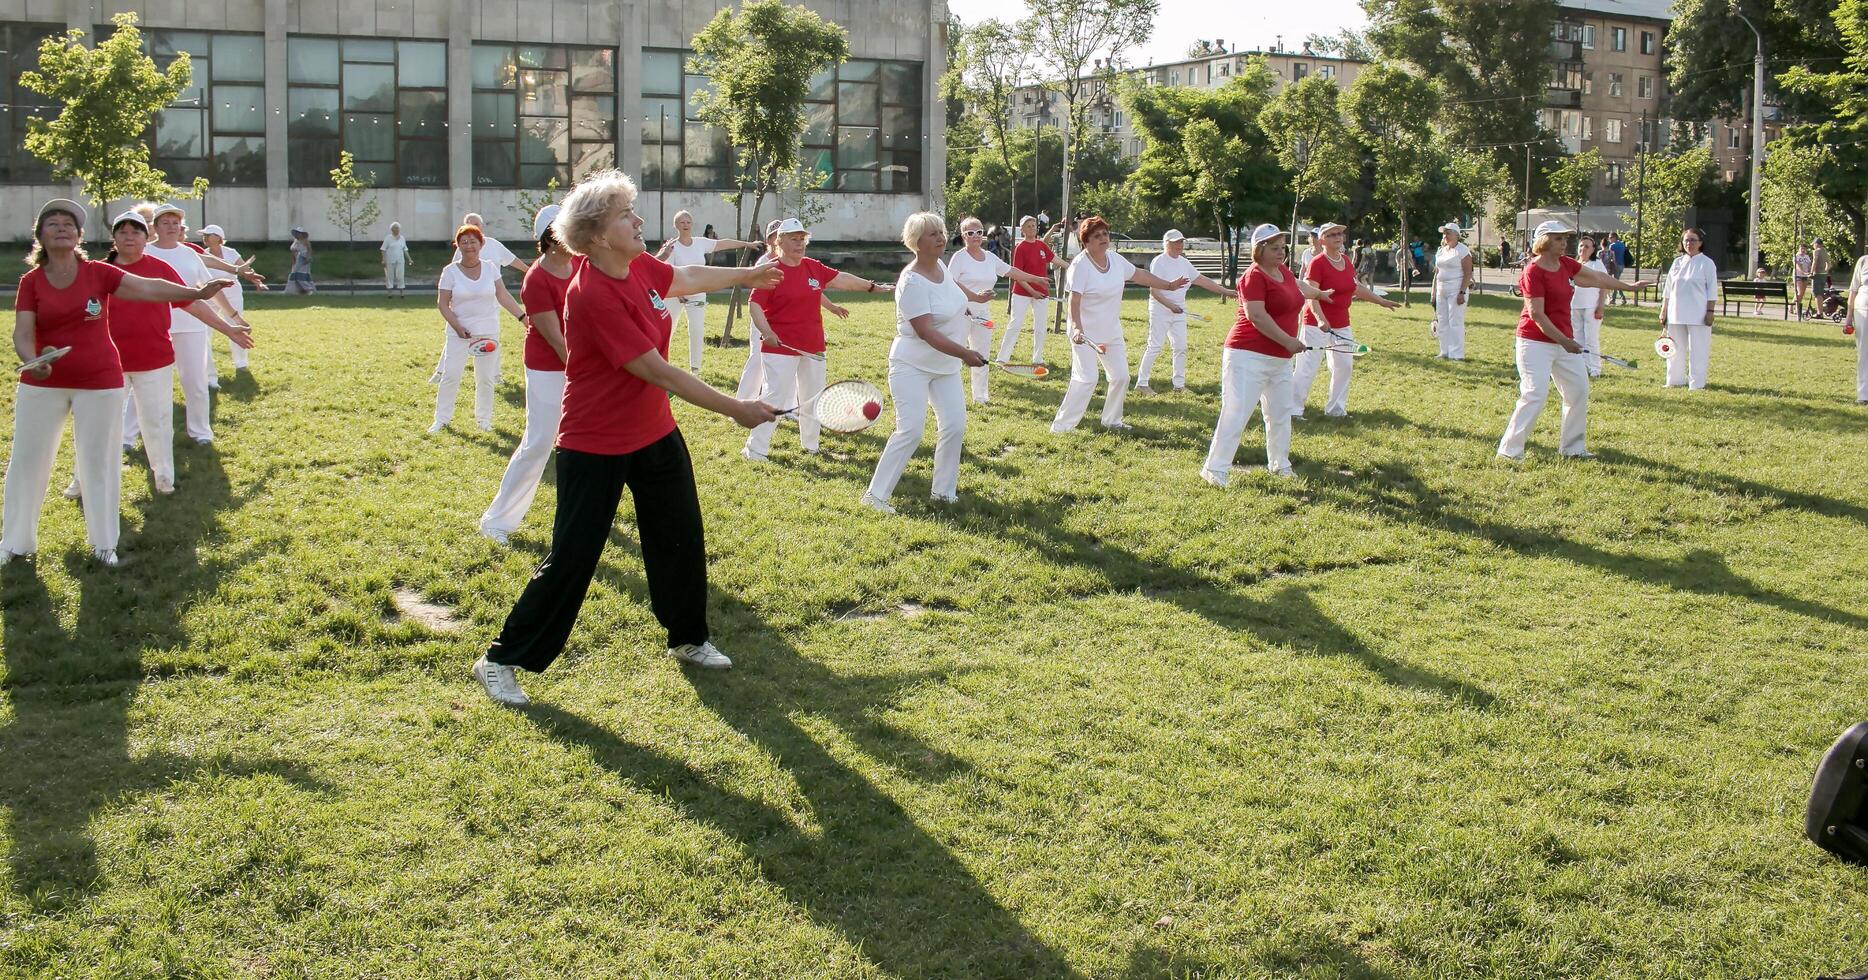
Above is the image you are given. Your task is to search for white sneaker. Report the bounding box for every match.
[62,479,80,500]
[1101,420,1134,432]
[1133,384,1154,395]
[930,492,958,504]
[670,641,732,669]
[472,655,529,705]
[427,421,446,434]
[1270,466,1296,479]
[208,380,220,391]
[1496,451,1525,464]
[1199,468,1228,488]
[481,526,511,546]
[92,548,126,568]
[859,492,896,515]
[1563,451,1598,461]
[154,476,175,495]
[477,420,494,432]
[427,370,443,384]
[740,447,768,463]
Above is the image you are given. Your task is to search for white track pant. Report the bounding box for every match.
[1498,338,1589,457]
[1573,305,1602,376]
[124,367,176,486]
[1858,313,1868,402]
[1290,324,1355,416]
[164,332,214,442]
[2,384,124,555]
[966,305,994,403]
[1202,349,1293,478]
[1433,280,1467,359]
[745,353,826,457]
[734,329,764,400]
[1051,337,1129,432]
[385,262,406,290]
[434,332,499,427]
[674,299,707,372]
[997,293,1050,363]
[1663,322,1711,389]
[865,361,966,502]
[480,368,566,536]
[1135,306,1187,389]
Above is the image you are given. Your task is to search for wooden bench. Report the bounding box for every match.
[1721,279,1791,319]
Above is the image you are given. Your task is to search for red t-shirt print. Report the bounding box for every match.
[1226,264,1303,359]
[1301,253,1359,329]
[751,257,836,356]
[107,255,188,373]
[519,260,573,372]
[1517,255,1583,342]
[15,260,128,390]
[1012,239,1054,297]
[555,252,679,456]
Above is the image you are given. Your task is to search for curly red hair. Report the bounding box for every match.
[453,223,485,246]
[1077,215,1110,245]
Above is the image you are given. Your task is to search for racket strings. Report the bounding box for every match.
[788,380,884,433]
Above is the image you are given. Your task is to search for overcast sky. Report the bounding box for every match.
[944,0,1371,69]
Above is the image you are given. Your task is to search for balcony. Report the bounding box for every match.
[1550,40,1582,61]
[1546,88,1583,109]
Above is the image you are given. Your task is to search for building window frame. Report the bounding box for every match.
[1637,75,1654,100]
[139,29,268,187]
[1605,118,1624,144]
[287,35,449,189]
[471,42,615,189]
[1640,30,1656,55]
[1612,26,1627,52]
[0,22,63,184]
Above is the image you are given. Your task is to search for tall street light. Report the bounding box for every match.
[1734,1,1766,271]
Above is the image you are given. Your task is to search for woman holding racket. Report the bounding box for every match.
[1291,222,1399,419]
[946,215,1052,405]
[741,217,887,463]
[1498,221,1650,461]
[1846,252,1868,404]
[472,170,783,705]
[431,224,528,433]
[1572,235,1608,377]
[732,219,850,400]
[479,206,574,544]
[654,210,759,372]
[1051,216,1189,434]
[1200,224,1335,485]
[861,213,990,514]
[1658,228,1719,390]
[1135,229,1233,395]
[997,216,1068,365]
[1431,223,1474,359]
[4,200,231,568]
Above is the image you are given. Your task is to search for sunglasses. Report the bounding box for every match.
[963,230,984,237]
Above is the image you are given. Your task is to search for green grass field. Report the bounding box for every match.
[2,286,1865,977]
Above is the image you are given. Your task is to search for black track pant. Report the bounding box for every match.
[486,430,708,671]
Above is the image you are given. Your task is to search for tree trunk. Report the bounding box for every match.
[1399,206,1412,308]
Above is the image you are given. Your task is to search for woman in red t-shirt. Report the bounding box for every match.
[741,217,889,462]
[3,200,231,568]
[1497,221,1649,460]
[997,215,1069,364]
[479,204,575,544]
[731,219,853,403]
[473,171,785,706]
[1200,223,1335,486]
[1292,221,1399,419]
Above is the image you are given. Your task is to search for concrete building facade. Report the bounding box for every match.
[0,0,949,243]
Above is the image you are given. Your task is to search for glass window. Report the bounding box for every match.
[214,84,266,135]
[156,110,205,158]
[213,136,266,184]
[138,29,268,185]
[808,66,836,103]
[840,59,877,82]
[838,80,878,126]
[290,36,448,187]
[642,50,683,96]
[475,42,617,187]
[213,34,264,82]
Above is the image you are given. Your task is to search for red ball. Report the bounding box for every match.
[862,400,882,420]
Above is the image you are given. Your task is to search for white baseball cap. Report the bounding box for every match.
[533,204,560,240]
[198,223,225,238]
[1532,220,1571,238]
[1248,223,1286,248]
[111,210,150,232]
[149,203,186,221]
[37,198,87,231]
[1438,222,1462,234]
[1315,222,1347,236]
[1019,214,1036,225]
[775,217,808,236]
[1162,229,1185,243]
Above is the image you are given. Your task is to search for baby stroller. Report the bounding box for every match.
[1817,285,1849,323]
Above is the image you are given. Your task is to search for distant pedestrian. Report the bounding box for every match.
[1794,244,1814,318]
[1812,237,1831,294]
[285,228,315,295]
[381,221,412,297]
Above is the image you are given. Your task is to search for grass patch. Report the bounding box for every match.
[1,290,1865,976]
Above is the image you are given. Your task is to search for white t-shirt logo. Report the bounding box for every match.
[806,277,821,290]
[84,298,102,319]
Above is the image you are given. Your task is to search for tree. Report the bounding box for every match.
[1758,141,1852,270]
[946,125,1129,228]
[1545,148,1603,237]
[1122,69,1286,283]
[1446,148,1514,277]
[1363,0,1558,185]
[945,19,1035,228]
[328,151,381,246]
[510,177,562,236]
[1781,0,1868,249]
[1618,147,1713,274]
[1666,0,1839,123]
[1304,29,1376,62]
[1345,64,1443,306]
[1257,74,1358,237]
[19,12,208,208]
[686,0,849,345]
[1024,0,1160,263]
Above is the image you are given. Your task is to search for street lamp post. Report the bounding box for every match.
[1734,2,1766,272]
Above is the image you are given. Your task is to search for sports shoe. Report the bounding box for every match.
[62,479,80,500]
[1290,413,1307,421]
[1172,384,1186,392]
[472,655,529,705]
[1199,468,1229,488]
[481,526,511,546]
[1101,420,1134,432]
[1270,466,1296,479]
[859,492,896,515]
[192,437,212,446]
[477,420,493,432]
[670,641,732,669]
[1133,384,1154,395]
[154,476,175,495]
[930,492,958,504]
[92,549,127,568]
[1563,451,1598,461]
[207,380,220,391]
[427,421,446,434]
[740,447,768,463]
[1496,451,1525,464]
[427,370,443,384]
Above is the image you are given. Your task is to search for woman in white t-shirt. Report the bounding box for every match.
[381,222,411,297]
[430,212,531,384]
[654,210,759,372]
[1431,222,1474,359]
[861,213,989,513]
[431,224,527,433]
[1847,253,1868,403]
[1658,227,1720,390]
[200,224,262,375]
[1051,216,1189,433]
[945,215,1051,405]
[1572,235,1608,377]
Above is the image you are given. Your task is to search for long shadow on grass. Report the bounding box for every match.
[521,586,1075,976]
[1307,459,1868,632]
[0,449,313,910]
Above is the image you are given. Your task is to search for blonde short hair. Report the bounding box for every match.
[958,215,984,233]
[1533,231,1567,257]
[552,169,639,256]
[901,211,946,251]
[672,209,693,225]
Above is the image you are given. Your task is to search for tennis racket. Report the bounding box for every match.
[776,379,884,433]
[767,339,827,362]
[468,338,498,356]
[1307,343,1370,357]
[19,345,72,374]
[1653,335,1676,359]
[995,362,1050,378]
[1072,337,1109,354]
[1585,348,1636,369]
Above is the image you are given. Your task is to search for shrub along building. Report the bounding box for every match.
[0,0,949,243]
